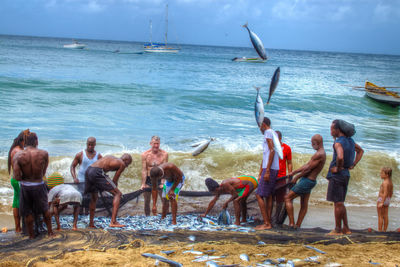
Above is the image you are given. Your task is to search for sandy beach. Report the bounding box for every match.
[1,194,400,266]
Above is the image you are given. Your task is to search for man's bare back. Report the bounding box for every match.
[13,147,48,183]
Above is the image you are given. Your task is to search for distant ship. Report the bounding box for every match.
[63,40,86,49]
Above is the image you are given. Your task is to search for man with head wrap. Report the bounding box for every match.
[327,119,364,235]
[201,176,258,225]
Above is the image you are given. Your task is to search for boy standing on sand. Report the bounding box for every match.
[377,167,393,232]
[284,134,326,228]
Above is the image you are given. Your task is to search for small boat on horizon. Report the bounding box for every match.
[232,57,266,63]
[63,40,86,49]
[364,81,400,107]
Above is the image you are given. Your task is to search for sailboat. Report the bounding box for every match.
[144,4,180,53]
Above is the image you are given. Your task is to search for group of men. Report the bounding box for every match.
[10,116,363,238]
[203,117,363,235]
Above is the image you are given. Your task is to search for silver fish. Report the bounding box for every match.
[277,257,286,263]
[192,138,214,156]
[161,250,175,255]
[304,245,326,254]
[188,235,196,241]
[254,87,265,127]
[183,249,203,255]
[242,23,267,60]
[304,256,320,263]
[240,253,249,261]
[217,210,232,225]
[369,260,381,265]
[257,241,266,245]
[141,253,183,267]
[267,67,280,104]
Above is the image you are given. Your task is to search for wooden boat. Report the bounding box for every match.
[365,81,400,107]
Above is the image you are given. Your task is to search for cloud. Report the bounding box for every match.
[373,1,400,23]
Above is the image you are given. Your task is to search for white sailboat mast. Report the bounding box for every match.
[165,4,168,46]
[149,19,153,45]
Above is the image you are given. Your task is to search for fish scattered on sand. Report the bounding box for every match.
[324,263,342,267]
[257,241,266,245]
[141,253,183,267]
[277,257,286,263]
[188,235,196,241]
[192,255,226,262]
[183,249,203,255]
[161,250,175,255]
[242,23,267,60]
[56,214,255,233]
[240,253,250,261]
[304,256,320,263]
[217,210,232,225]
[254,87,265,127]
[369,260,381,265]
[267,67,280,104]
[192,138,214,156]
[305,245,326,254]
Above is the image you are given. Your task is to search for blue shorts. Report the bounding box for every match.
[162,175,185,201]
[291,177,316,195]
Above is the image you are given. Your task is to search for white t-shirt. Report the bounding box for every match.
[262,129,280,170]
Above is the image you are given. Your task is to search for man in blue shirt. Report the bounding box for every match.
[327,120,363,235]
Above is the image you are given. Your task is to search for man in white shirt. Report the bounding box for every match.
[255,117,280,230]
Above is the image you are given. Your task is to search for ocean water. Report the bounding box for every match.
[0,34,399,213]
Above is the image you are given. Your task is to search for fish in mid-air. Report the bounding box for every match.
[243,23,267,60]
[254,87,265,127]
[267,67,280,104]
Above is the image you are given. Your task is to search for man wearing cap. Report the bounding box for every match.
[201,176,258,225]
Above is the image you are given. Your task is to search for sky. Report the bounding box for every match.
[1,0,400,55]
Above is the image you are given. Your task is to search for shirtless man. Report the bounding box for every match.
[149,163,184,225]
[202,176,258,225]
[284,134,326,228]
[12,132,54,239]
[85,154,132,228]
[141,136,168,216]
[70,137,102,184]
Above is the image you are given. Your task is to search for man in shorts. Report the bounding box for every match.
[141,136,168,216]
[85,154,132,228]
[326,120,363,235]
[12,132,54,239]
[202,176,258,225]
[284,134,326,228]
[149,163,184,225]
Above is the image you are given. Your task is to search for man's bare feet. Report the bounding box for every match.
[327,229,343,236]
[48,232,56,238]
[15,228,21,233]
[88,224,97,229]
[152,206,157,215]
[255,223,272,230]
[56,227,62,231]
[234,221,241,226]
[172,221,177,225]
[109,222,125,228]
[342,228,352,235]
[72,226,78,231]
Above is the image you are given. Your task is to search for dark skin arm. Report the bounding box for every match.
[201,193,221,217]
[349,143,363,169]
[330,142,344,173]
[112,162,126,186]
[290,153,323,183]
[221,183,239,210]
[12,154,23,181]
[167,174,183,200]
[70,152,83,183]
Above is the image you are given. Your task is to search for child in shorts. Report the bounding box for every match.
[377,167,393,232]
